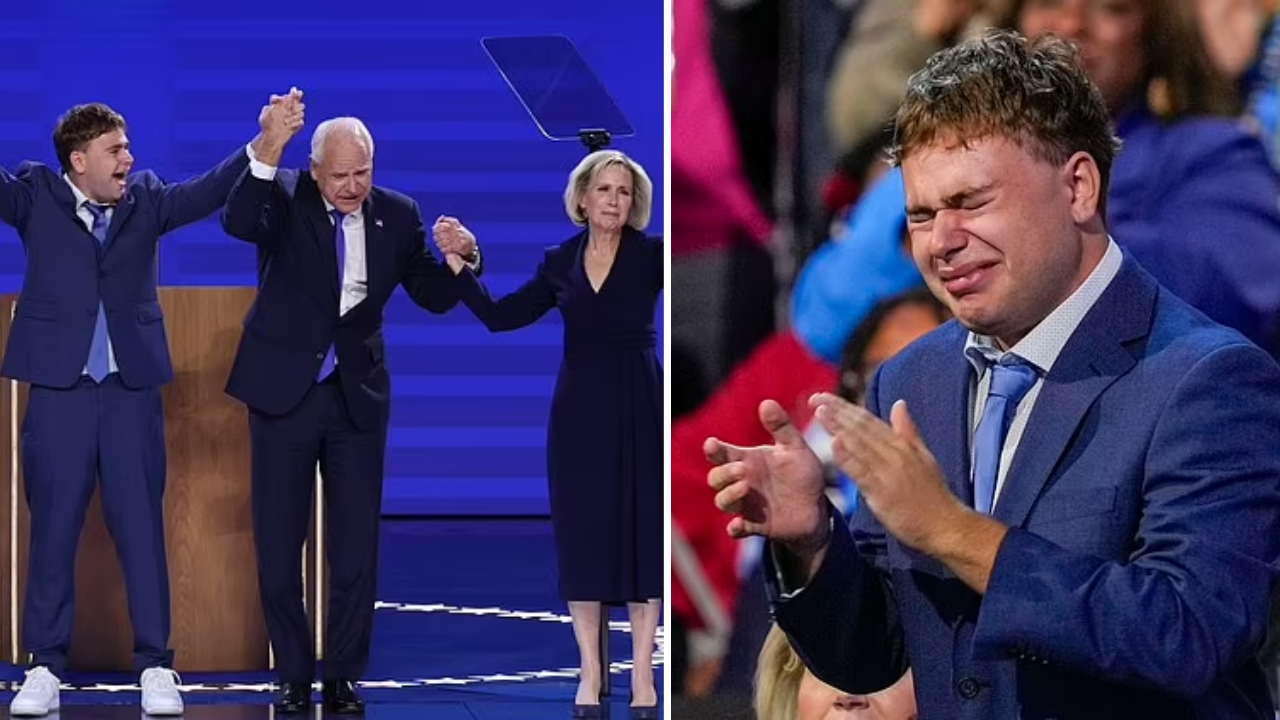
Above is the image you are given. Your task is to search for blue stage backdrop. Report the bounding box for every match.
[0,0,664,516]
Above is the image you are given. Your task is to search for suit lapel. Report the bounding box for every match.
[993,258,1154,527]
[889,323,973,582]
[298,174,342,298]
[102,192,135,251]
[51,177,107,253]
[361,195,383,304]
[922,323,978,506]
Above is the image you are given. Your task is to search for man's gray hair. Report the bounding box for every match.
[310,117,375,164]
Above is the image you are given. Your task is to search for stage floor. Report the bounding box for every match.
[0,519,664,719]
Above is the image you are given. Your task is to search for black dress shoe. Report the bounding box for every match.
[323,679,366,714]
[273,682,312,714]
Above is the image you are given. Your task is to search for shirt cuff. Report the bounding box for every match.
[772,509,836,599]
[773,542,807,600]
[246,142,278,181]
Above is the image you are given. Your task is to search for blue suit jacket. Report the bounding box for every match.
[219,168,463,430]
[0,148,251,389]
[770,258,1280,719]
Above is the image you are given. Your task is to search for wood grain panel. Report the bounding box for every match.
[1,288,278,671]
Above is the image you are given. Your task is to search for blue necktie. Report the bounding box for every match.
[317,210,345,381]
[972,357,1039,514]
[83,202,112,382]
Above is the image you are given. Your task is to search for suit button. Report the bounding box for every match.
[316,352,325,360]
[99,270,107,278]
[956,677,981,700]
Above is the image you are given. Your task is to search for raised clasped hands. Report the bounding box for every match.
[258,86,306,143]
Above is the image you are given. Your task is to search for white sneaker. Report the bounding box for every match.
[140,667,183,716]
[10,666,60,716]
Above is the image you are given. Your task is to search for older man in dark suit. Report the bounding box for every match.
[219,98,479,714]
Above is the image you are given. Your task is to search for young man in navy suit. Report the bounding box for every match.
[220,106,479,714]
[0,97,302,717]
[708,30,1280,719]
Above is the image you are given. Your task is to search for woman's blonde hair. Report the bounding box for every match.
[563,150,653,231]
[755,624,805,720]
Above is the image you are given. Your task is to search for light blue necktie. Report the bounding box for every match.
[972,357,1039,514]
[83,202,112,382]
[316,210,345,381]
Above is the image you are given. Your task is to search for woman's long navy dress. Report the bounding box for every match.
[455,226,663,602]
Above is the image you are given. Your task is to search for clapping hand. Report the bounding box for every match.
[705,400,830,559]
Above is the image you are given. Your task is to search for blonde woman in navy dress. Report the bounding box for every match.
[434,150,663,717]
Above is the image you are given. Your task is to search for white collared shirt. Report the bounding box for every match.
[963,238,1124,508]
[325,204,369,317]
[64,174,119,376]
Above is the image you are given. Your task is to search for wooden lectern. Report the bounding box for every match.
[0,287,280,672]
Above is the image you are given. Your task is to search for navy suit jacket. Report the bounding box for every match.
[0,148,251,389]
[219,168,462,431]
[770,258,1280,719]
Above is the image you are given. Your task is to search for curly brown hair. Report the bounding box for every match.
[887,29,1121,214]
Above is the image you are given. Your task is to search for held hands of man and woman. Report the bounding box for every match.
[705,394,1008,593]
[432,216,478,273]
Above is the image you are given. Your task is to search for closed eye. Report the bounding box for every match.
[906,208,935,225]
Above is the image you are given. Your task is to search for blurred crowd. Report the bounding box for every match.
[671,0,1280,717]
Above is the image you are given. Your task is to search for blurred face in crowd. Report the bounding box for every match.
[1019,0,1148,114]
[842,298,948,404]
[797,669,917,720]
[864,302,944,369]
